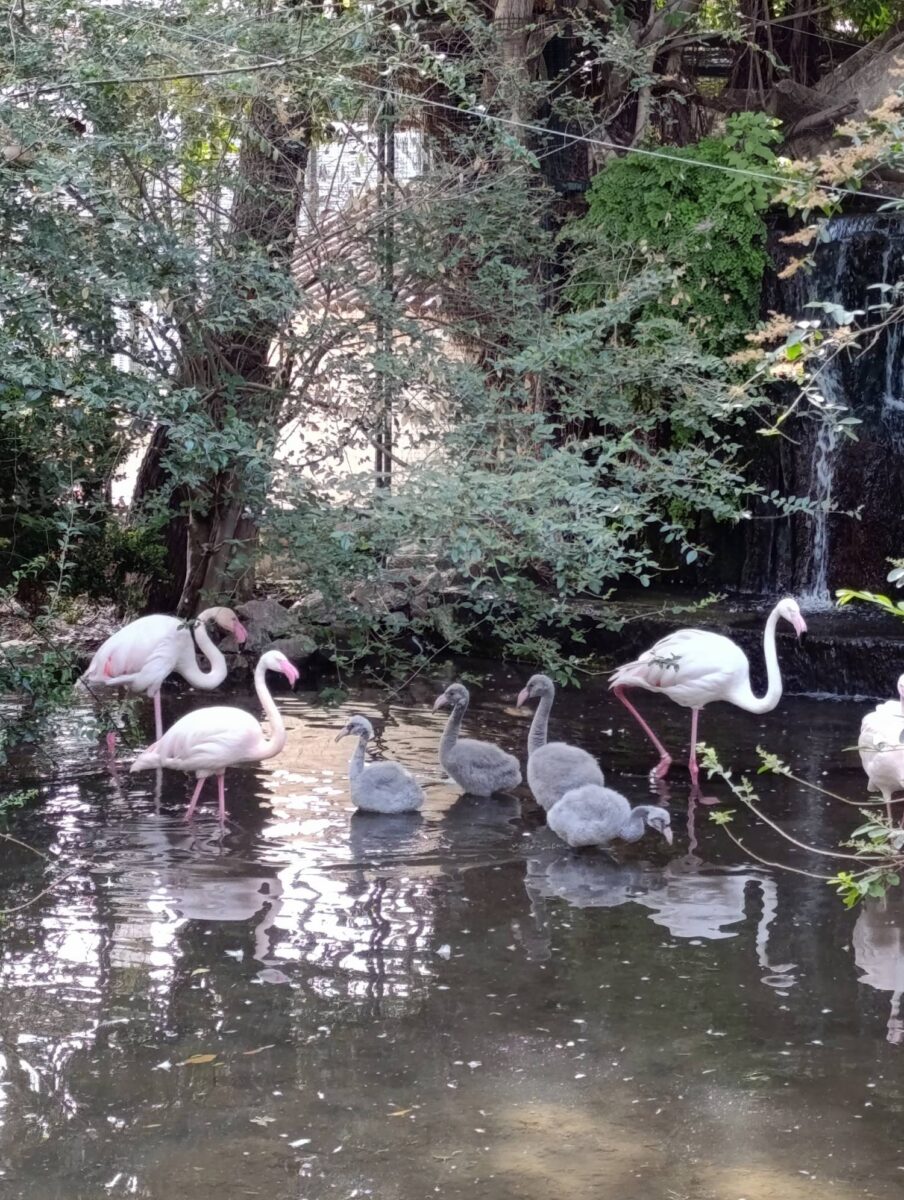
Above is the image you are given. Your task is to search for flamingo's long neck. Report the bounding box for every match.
[621,806,653,843]
[255,662,287,760]
[179,618,228,690]
[439,702,465,762]
[730,604,785,715]
[349,734,368,781]
[528,689,553,757]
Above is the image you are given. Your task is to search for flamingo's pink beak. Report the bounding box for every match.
[516,687,530,708]
[661,827,674,846]
[233,619,248,645]
[794,613,808,638]
[281,661,300,687]
[433,694,448,711]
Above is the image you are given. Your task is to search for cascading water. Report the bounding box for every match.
[802,410,840,607]
[729,212,904,597]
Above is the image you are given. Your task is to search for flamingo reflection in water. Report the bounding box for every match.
[525,793,796,990]
[853,893,904,1045]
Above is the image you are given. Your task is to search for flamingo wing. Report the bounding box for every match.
[134,706,264,773]
[450,738,516,773]
[860,707,904,750]
[83,615,187,693]
[610,628,748,707]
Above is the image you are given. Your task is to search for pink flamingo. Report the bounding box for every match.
[609,597,807,791]
[80,607,247,749]
[130,650,299,822]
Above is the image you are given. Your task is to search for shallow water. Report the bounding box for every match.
[1,664,904,1199]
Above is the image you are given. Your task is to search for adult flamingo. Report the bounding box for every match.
[609,597,807,791]
[81,607,247,747]
[858,674,904,817]
[130,650,299,822]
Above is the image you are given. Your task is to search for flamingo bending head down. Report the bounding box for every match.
[81,607,248,747]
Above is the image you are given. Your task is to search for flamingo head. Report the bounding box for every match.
[516,673,554,709]
[777,596,807,639]
[259,650,299,687]
[433,682,469,712]
[897,673,904,711]
[641,805,673,846]
[335,714,374,742]
[199,606,248,645]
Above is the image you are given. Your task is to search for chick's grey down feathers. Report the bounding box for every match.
[337,715,424,813]
[434,683,522,796]
[517,673,605,811]
[546,785,673,849]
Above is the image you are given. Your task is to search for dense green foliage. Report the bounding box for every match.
[0,0,857,706]
[572,114,782,349]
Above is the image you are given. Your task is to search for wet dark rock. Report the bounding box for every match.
[235,598,295,650]
[264,633,317,662]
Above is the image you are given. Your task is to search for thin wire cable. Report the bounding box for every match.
[342,76,903,206]
[8,15,898,206]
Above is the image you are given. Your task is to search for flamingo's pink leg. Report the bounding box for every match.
[613,685,673,778]
[688,708,701,784]
[217,773,227,824]
[152,692,163,741]
[106,730,117,756]
[185,777,207,820]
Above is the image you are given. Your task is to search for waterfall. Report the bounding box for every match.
[800,409,840,607]
[790,216,904,599]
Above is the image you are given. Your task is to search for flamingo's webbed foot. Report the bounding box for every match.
[652,754,672,781]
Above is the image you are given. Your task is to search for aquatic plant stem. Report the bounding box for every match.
[711,820,834,880]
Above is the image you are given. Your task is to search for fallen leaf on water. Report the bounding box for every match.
[180,1054,217,1066]
[389,1108,413,1117]
[243,1045,276,1056]
[249,1115,276,1126]
[191,968,209,977]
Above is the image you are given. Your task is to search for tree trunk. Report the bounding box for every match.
[134,96,308,614]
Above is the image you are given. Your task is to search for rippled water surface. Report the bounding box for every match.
[2,664,904,1199]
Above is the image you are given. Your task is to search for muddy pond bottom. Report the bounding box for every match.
[1,665,903,1199]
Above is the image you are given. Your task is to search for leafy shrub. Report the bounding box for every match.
[571,113,782,349]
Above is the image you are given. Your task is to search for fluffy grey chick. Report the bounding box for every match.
[547,784,673,849]
[336,715,424,813]
[517,674,605,811]
[433,683,522,797]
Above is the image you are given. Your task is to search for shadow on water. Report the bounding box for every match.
[2,663,904,1198]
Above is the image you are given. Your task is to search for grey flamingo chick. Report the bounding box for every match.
[335,715,424,813]
[516,674,605,811]
[546,784,672,849]
[433,683,522,796]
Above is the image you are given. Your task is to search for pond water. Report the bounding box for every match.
[1,663,903,1199]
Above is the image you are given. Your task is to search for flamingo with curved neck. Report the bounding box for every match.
[81,606,247,747]
[609,597,807,793]
[130,650,298,822]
